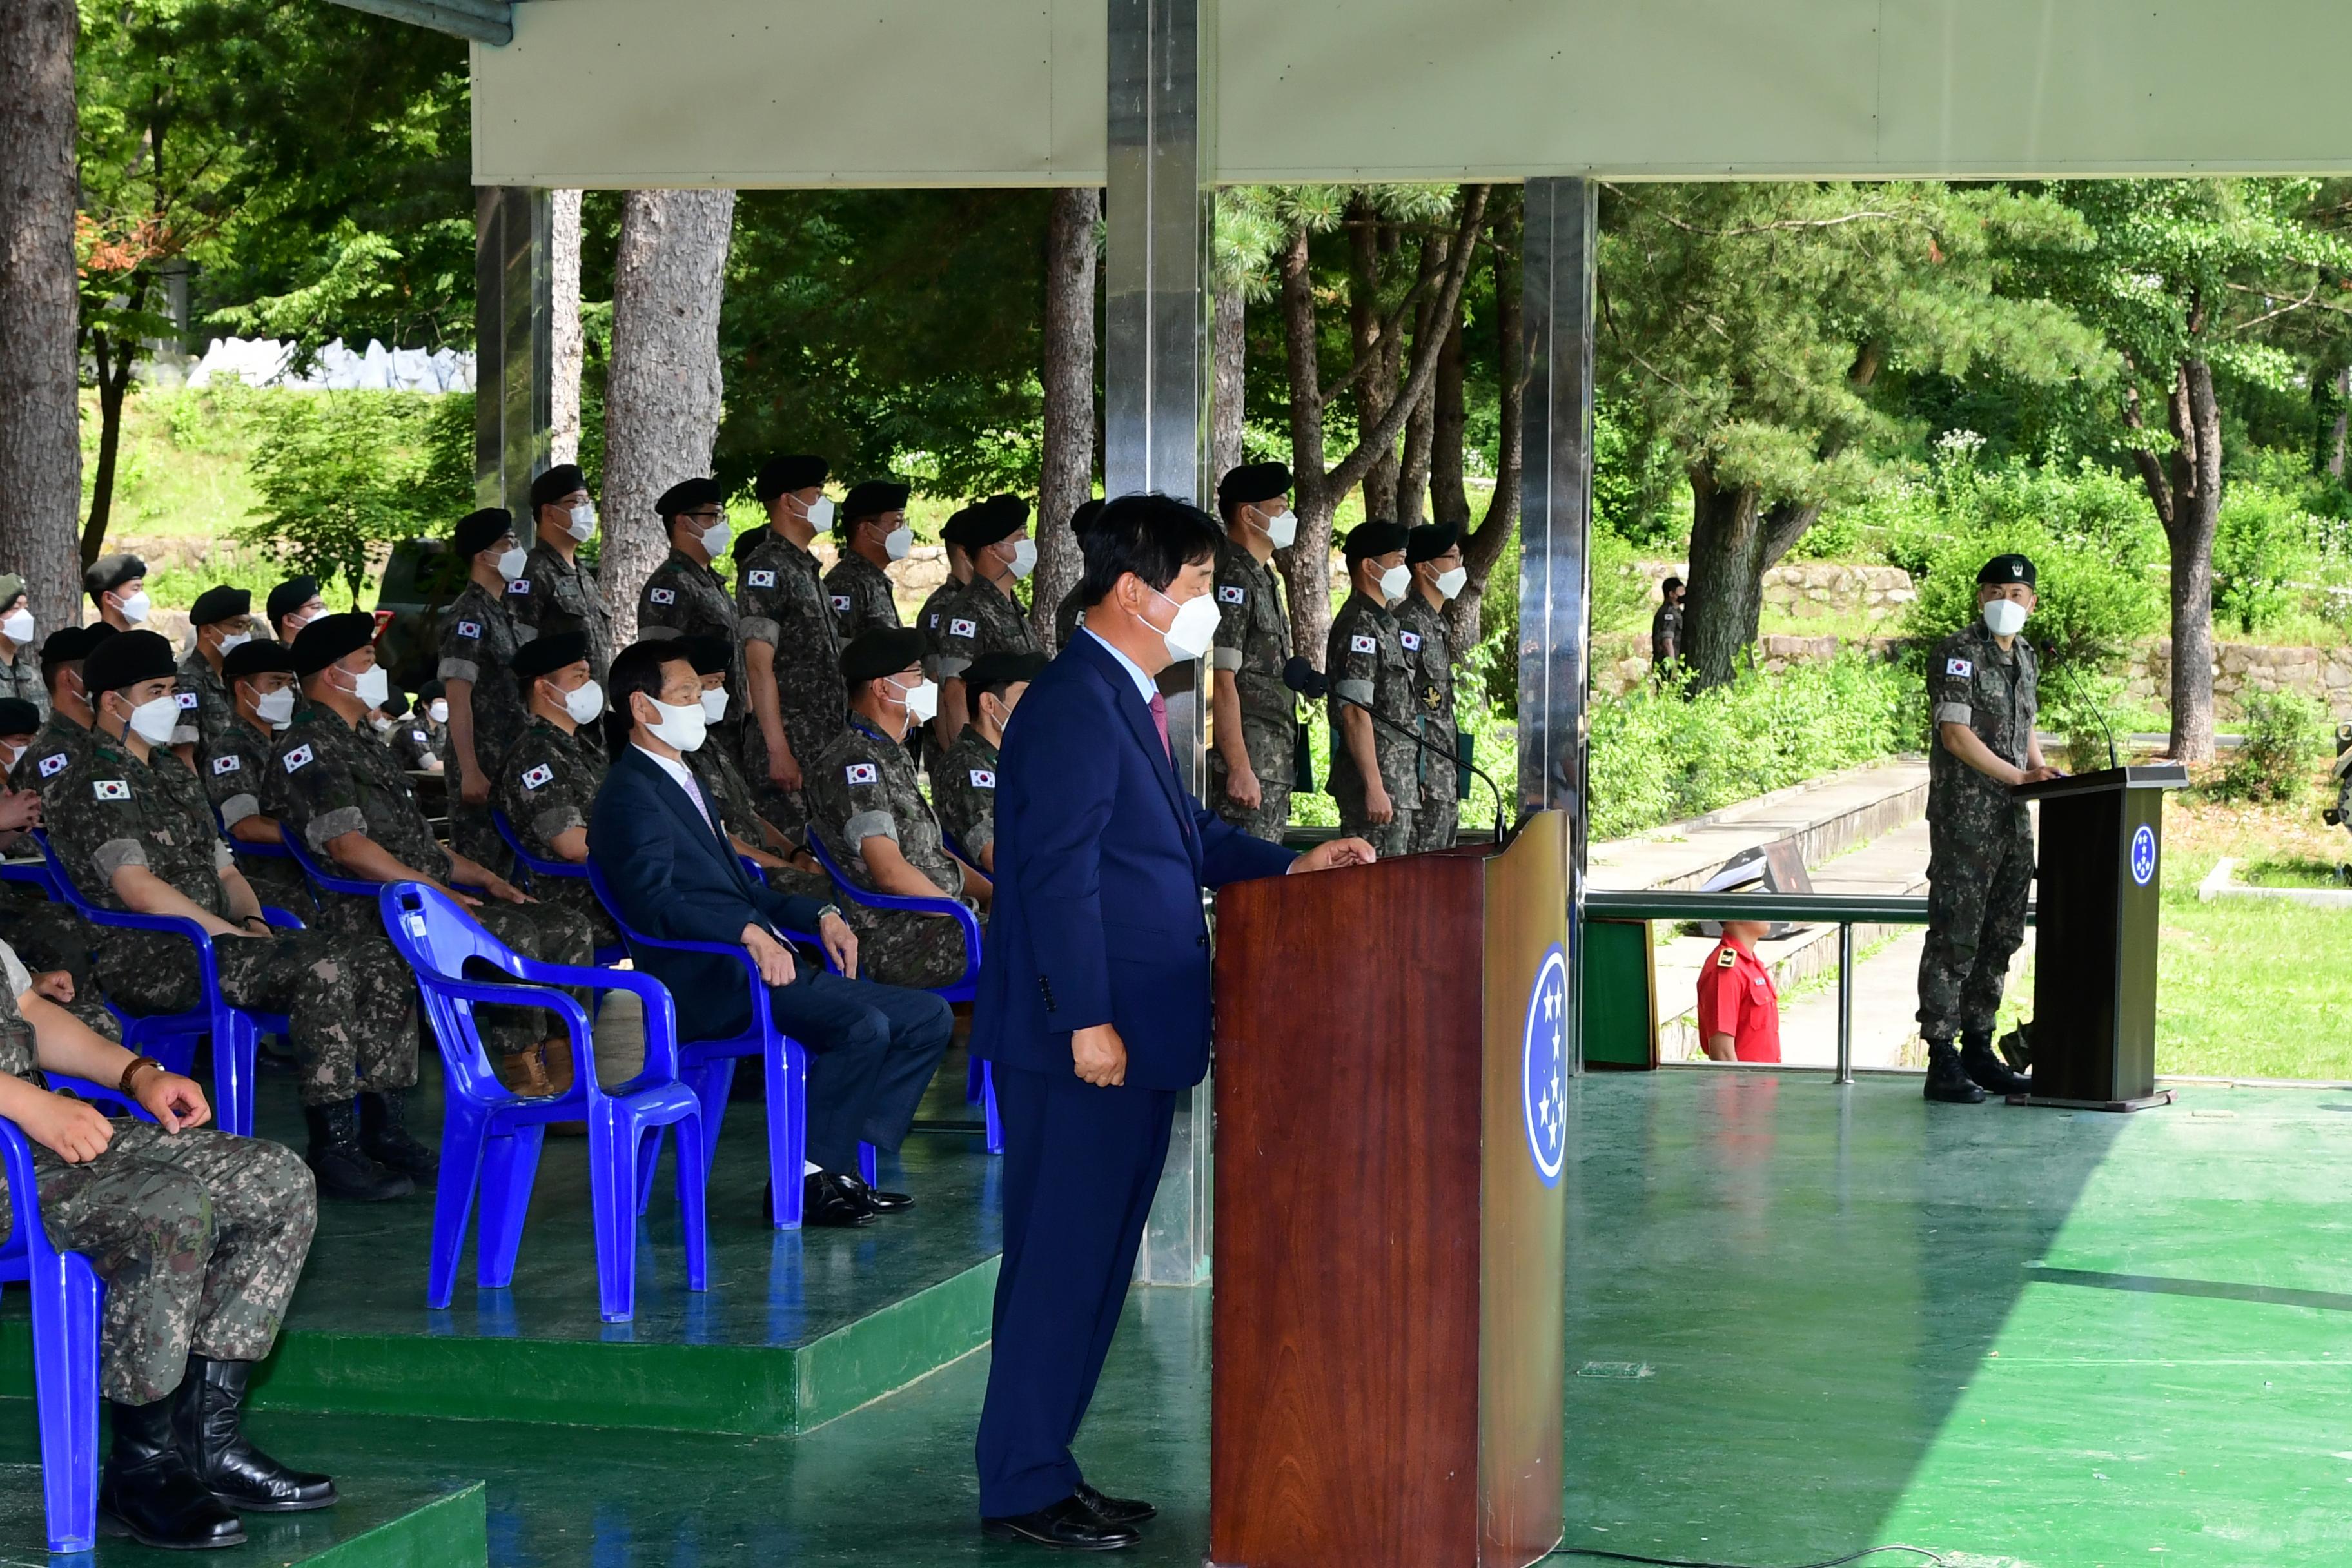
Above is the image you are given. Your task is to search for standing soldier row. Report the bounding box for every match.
[1208,462,1300,841]
[738,456,848,836]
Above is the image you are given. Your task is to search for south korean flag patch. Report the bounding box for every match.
[1400,631,1422,652]
[507,578,532,595]
[1217,585,1246,606]
[37,752,67,779]
[1945,657,1974,678]
[93,779,129,801]
[830,595,852,613]
[210,754,240,777]
[1349,633,1377,655]
[948,618,977,640]
[845,761,879,786]
[522,763,554,790]
[455,620,482,640]
[282,744,315,774]
[175,691,199,710]
[969,768,996,789]
[747,570,776,589]
[648,588,676,607]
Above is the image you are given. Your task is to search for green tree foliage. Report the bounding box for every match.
[242,392,471,597]
[2220,689,2329,803]
[2212,485,2321,635]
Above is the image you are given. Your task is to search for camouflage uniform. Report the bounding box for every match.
[1207,537,1298,842]
[14,710,92,805]
[1916,620,2038,1042]
[436,578,539,868]
[824,551,901,642]
[736,528,849,836]
[1054,585,1086,651]
[50,734,418,1107]
[1326,591,1421,858]
[914,579,968,682]
[805,717,972,990]
[495,717,618,949]
[932,727,1001,868]
[386,716,439,774]
[268,704,594,1059]
[3,721,110,1025]
[0,647,48,720]
[1391,591,1460,852]
[0,941,314,1404]
[172,647,234,752]
[200,717,313,914]
[637,548,744,756]
[932,578,1037,683]
[685,743,839,906]
[509,540,615,684]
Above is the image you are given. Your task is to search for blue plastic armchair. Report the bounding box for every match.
[277,825,385,903]
[0,1116,103,1553]
[379,882,705,1324]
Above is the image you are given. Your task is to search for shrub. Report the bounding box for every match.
[242,391,475,596]
[2212,485,2320,636]
[2220,689,2329,804]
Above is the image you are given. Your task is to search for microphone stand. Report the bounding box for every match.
[2041,640,2118,772]
[1285,660,1525,848]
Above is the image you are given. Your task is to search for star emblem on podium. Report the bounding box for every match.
[1522,946,1570,1188]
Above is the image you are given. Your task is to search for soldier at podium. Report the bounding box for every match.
[1917,553,2061,1104]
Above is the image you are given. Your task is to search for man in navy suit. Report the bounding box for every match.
[972,493,1373,1551]
[588,639,953,1228]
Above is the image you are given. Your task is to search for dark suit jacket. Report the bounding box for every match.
[971,631,1295,1090]
[587,741,830,1043]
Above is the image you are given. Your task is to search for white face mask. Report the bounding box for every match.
[804,496,836,531]
[348,663,390,709]
[1006,538,1038,580]
[567,502,597,543]
[1981,598,2030,638]
[645,696,707,753]
[1148,585,1221,663]
[1256,507,1298,551]
[255,687,297,730]
[427,699,448,725]
[371,715,397,734]
[217,629,253,657]
[559,678,605,725]
[883,524,914,562]
[1434,566,1469,601]
[0,744,20,774]
[1376,565,1411,605]
[698,687,729,722]
[1,609,33,645]
[124,692,180,746]
[494,545,529,583]
[698,519,733,561]
[885,676,939,727]
[115,590,151,625]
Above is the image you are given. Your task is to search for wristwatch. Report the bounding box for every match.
[117,1055,163,1095]
[814,903,843,925]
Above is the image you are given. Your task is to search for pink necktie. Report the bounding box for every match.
[1148,692,1170,760]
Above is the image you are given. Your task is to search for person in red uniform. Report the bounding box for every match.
[1698,919,1780,1063]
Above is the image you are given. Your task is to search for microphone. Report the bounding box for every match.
[2040,639,2117,773]
[1282,656,1522,847]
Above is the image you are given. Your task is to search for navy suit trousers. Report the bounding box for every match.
[974,1064,1175,1518]
[767,969,954,1173]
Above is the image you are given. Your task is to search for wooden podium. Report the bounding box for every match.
[2012,763,2188,1110]
[1209,812,1570,1568]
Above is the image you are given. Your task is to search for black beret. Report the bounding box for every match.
[529,464,588,511]
[1977,553,2036,588]
[1069,498,1105,536]
[453,507,515,560]
[39,627,93,666]
[756,456,830,506]
[962,496,1030,551]
[380,689,411,720]
[1217,462,1293,513]
[676,634,732,678]
[83,554,146,598]
[940,503,986,551]
[189,585,252,627]
[656,478,725,520]
[966,651,1049,694]
[224,640,299,681]
[291,612,376,678]
[841,627,928,684]
[267,576,321,623]
[417,678,445,702]
[83,623,119,651]
[81,629,175,696]
[0,699,39,738]
[1406,522,1464,564]
[1343,521,1410,562]
[511,631,591,681]
[842,480,910,522]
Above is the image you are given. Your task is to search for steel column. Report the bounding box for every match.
[474,185,553,518]
[1106,0,1217,1285]
[1520,177,1598,1071]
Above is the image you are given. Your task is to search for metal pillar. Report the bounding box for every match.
[474,185,553,517]
[1104,0,1217,1284]
[1519,177,1598,1072]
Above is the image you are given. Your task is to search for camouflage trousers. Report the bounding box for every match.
[848,905,971,992]
[231,850,315,920]
[1409,775,1460,854]
[4,1122,315,1404]
[739,727,814,840]
[1209,713,1297,843]
[531,870,620,954]
[1916,808,2034,1041]
[0,899,121,1041]
[324,892,596,1061]
[94,926,417,1107]
[445,799,505,877]
[1339,807,1418,862]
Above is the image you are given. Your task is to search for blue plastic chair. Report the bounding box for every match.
[30,834,300,1139]
[277,825,386,903]
[803,830,1000,1153]
[491,810,627,966]
[0,1115,103,1553]
[378,882,706,1323]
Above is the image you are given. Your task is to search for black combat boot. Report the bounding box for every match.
[173,1355,337,1513]
[1961,1029,2033,1097]
[1923,1038,1986,1104]
[99,1392,244,1549]
[304,1101,415,1202]
[358,1089,438,1188]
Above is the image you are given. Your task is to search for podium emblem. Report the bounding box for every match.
[1521,944,1569,1188]
[2130,823,2157,887]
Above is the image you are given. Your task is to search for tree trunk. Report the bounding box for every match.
[1681,474,1774,687]
[601,188,736,643]
[1395,229,1451,527]
[1346,197,1398,522]
[1211,286,1246,485]
[550,189,585,467]
[1429,303,1469,525]
[2329,365,2349,484]
[81,327,137,567]
[0,0,84,636]
[2163,360,2222,762]
[1034,185,1099,651]
[1451,198,1522,654]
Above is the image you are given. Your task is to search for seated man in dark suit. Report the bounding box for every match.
[587,639,954,1228]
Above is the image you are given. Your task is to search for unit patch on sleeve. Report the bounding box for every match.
[846,761,879,785]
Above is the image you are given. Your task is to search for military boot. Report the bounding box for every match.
[1961,1029,2032,1097]
[304,1101,415,1202]
[358,1090,438,1188]
[99,1393,244,1549]
[173,1355,337,1513]
[1923,1038,1986,1104]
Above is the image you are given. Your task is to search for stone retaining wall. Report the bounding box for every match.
[1642,561,1918,623]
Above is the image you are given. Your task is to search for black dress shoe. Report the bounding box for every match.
[839,1173,915,1213]
[981,1494,1139,1551]
[1074,1481,1155,1525]
[801,1171,877,1228]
